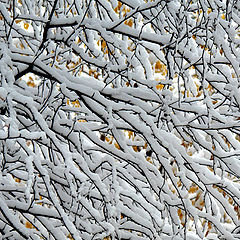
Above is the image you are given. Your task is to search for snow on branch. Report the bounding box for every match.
[0,0,240,239]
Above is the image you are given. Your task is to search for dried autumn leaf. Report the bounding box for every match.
[146,156,153,163]
[67,234,74,239]
[156,84,164,90]
[127,131,134,139]
[114,142,120,150]
[27,81,36,87]
[37,195,43,205]
[24,22,29,30]
[177,180,182,187]
[177,209,184,220]
[124,19,133,27]
[15,178,21,183]
[103,237,111,240]
[188,186,198,193]
[114,1,122,13]
[132,145,139,152]
[101,40,106,49]
[25,221,33,229]
[228,197,233,205]
[155,60,167,75]
[155,60,162,73]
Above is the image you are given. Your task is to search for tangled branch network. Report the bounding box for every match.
[0,0,240,239]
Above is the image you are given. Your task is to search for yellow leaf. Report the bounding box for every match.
[146,157,152,163]
[205,230,210,237]
[37,195,43,205]
[221,14,225,20]
[200,200,205,206]
[187,151,192,156]
[114,2,122,13]
[132,146,139,152]
[19,42,25,49]
[188,186,198,193]
[177,180,182,187]
[89,69,94,76]
[24,22,29,30]
[114,142,120,150]
[156,84,164,90]
[192,74,198,78]
[15,19,22,24]
[228,198,233,205]
[155,60,167,75]
[177,209,183,219]
[104,237,111,240]
[128,19,133,27]
[127,131,135,139]
[124,19,133,27]
[155,60,162,73]
[15,178,21,183]
[27,81,36,87]
[195,192,201,202]
[208,166,214,172]
[208,221,212,229]
[101,40,106,49]
[94,72,100,79]
[235,134,240,142]
[72,100,80,107]
[122,6,130,17]
[26,221,33,229]
[67,234,74,239]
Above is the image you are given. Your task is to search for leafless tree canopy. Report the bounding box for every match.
[0,0,240,239]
